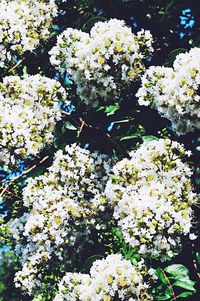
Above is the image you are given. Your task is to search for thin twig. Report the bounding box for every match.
[0,155,49,199]
[8,58,25,74]
[161,268,177,301]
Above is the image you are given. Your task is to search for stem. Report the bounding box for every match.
[8,58,25,74]
[161,268,177,301]
[0,155,49,199]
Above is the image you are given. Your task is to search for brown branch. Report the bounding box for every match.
[0,155,49,199]
[161,268,177,301]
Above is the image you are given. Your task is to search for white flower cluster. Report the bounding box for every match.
[106,139,198,259]
[54,254,152,301]
[0,0,58,68]
[137,47,200,135]
[0,75,67,168]
[50,18,153,105]
[11,144,111,295]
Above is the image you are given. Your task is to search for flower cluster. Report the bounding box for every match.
[54,254,152,301]
[50,18,153,106]
[106,139,198,259]
[0,0,58,68]
[11,144,111,295]
[137,47,200,135]
[0,75,67,169]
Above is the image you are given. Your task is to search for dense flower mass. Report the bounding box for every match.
[137,47,200,135]
[106,139,198,259]
[0,75,67,168]
[54,254,152,301]
[10,144,111,295]
[50,18,153,106]
[0,0,58,68]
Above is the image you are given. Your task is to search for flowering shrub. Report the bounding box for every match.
[0,75,67,169]
[10,144,111,295]
[0,2,199,300]
[0,0,58,68]
[54,254,152,301]
[50,19,153,106]
[106,139,198,259]
[137,47,200,135]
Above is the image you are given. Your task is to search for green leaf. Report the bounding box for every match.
[105,105,120,115]
[130,257,138,266]
[120,134,140,141]
[166,48,187,66]
[156,268,168,284]
[164,264,189,277]
[177,292,194,298]
[156,295,171,301]
[142,135,159,142]
[62,121,77,132]
[82,255,103,273]
[26,167,46,179]
[96,106,105,112]
[196,252,200,264]
[82,17,106,32]
[22,65,28,74]
[173,278,196,292]
[112,227,123,240]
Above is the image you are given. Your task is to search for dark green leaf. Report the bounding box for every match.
[196,252,200,264]
[82,255,103,273]
[26,167,46,179]
[156,268,168,284]
[177,292,194,298]
[120,134,140,141]
[156,295,171,301]
[166,48,187,66]
[62,121,77,132]
[82,17,106,32]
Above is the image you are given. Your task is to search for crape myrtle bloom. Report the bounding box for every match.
[0,74,67,169]
[105,139,198,260]
[10,144,111,295]
[54,254,153,301]
[50,18,153,106]
[137,47,200,135]
[0,0,58,68]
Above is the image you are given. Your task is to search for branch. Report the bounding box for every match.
[0,155,49,199]
[161,268,177,301]
[8,58,25,74]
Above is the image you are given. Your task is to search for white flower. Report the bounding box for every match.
[54,254,152,301]
[11,144,111,295]
[189,233,197,240]
[50,19,153,105]
[105,139,198,260]
[137,47,200,135]
[0,74,67,169]
[0,0,58,68]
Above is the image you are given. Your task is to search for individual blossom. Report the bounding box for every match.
[137,47,200,135]
[0,74,67,169]
[54,254,152,301]
[105,139,198,260]
[10,144,111,295]
[0,0,58,68]
[50,18,153,106]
